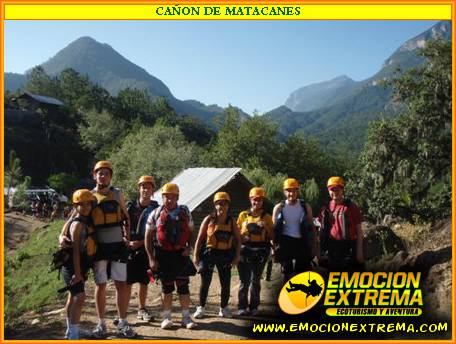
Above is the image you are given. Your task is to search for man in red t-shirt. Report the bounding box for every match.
[319,176,364,271]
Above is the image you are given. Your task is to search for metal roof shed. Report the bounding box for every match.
[153,167,255,233]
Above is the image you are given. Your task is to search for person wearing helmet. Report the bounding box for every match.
[193,192,241,319]
[272,178,316,284]
[145,183,197,330]
[60,189,96,339]
[236,187,274,316]
[87,160,136,339]
[123,176,159,323]
[318,177,364,271]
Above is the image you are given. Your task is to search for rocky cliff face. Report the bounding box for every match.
[365,218,452,323]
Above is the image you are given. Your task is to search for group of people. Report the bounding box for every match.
[30,199,70,220]
[58,160,364,339]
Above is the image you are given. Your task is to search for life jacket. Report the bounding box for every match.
[70,216,97,260]
[274,199,311,241]
[206,216,234,250]
[128,199,159,241]
[51,216,97,273]
[154,205,191,251]
[321,198,355,242]
[240,210,269,246]
[91,187,122,229]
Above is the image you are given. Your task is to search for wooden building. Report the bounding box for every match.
[153,167,272,234]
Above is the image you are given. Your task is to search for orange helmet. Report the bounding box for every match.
[283,178,299,190]
[327,176,345,189]
[162,183,179,195]
[72,189,96,204]
[138,175,155,187]
[93,160,113,173]
[249,187,266,199]
[214,192,231,204]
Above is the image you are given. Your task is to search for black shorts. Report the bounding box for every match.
[155,248,197,282]
[61,264,87,296]
[127,249,150,285]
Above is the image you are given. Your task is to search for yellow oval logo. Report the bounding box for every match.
[278,271,325,315]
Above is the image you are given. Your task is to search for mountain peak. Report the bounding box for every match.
[285,75,356,112]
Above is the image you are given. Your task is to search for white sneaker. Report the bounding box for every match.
[182,315,197,329]
[91,323,107,339]
[161,317,174,329]
[137,308,153,322]
[237,308,249,316]
[218,307,232,318]
[193,306,205,319]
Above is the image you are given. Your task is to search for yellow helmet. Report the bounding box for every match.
[93,160,113,173]
[162,183,179,195]
[72,189,96,204]
[249,187,266,199]
[214,192,231,204]
[327,176,345,189]
[283,178,299,190]
[138,175,155,187]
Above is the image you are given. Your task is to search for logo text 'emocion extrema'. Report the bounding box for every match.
[279,271,325,315]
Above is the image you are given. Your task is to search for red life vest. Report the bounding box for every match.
[155,205,191,251]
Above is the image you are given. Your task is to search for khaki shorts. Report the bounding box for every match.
[94,260,127,284]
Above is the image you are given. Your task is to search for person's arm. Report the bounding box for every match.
[118,192,131,241]
[182,207,195,256]
[232,221,241,266]
[145,213,158,271]
[237,212,249,243]
[193,216,210,267]
[265,214,275,244]
[70,222,83,285]
[272,203,281,225]
[305,203,317,257]
[59,211,76,248]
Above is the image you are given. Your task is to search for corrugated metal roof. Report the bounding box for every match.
[153,167,242,211]
[22,91,64,106]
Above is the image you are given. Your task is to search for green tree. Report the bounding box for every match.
[78,109,127,159]
[113,88,154,123]
[205,107,280,171]
[352,39,452,222]
[47,173,79,197]
[109,124,203,199]
[244,168,287,204]
[5,150,23,189]
[25,66,58,97]
[12,176,32,211]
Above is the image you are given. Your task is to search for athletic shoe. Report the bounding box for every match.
[91,323,107,339]
[193,306,205,319]
[237,309,249,316]
[117,323,137,339]
[218,307,232,318]
[161,317,174,329]
[137,308,153,322]
[181,316,197,329]
[250,308,259,316]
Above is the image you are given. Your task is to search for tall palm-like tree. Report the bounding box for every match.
[5,150,23,204]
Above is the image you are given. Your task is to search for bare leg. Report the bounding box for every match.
[95,283,107,320]
[114,280,128,319]
[139,283,148,309]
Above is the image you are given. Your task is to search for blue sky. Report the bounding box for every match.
[4,20,438,114]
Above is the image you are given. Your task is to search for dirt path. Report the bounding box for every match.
[4,211,48,252]
[8,264,283,340]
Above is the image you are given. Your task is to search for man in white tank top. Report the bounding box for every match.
[272,178,315,284]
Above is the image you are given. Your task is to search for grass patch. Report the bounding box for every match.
[4,220,64,325]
